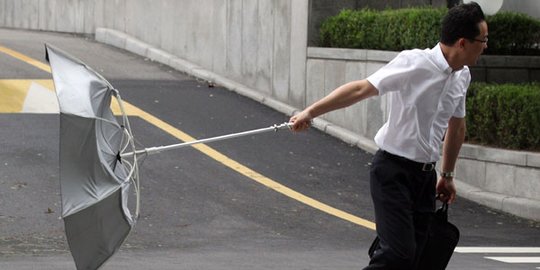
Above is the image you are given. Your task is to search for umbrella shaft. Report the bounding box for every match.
[122,122,292,158]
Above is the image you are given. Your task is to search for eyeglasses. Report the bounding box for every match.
[471,37,488,43]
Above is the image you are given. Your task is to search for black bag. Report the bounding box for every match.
[416,202,460,270]
[368,203,460,270]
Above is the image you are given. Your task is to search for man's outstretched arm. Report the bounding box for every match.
[289,79,378,132]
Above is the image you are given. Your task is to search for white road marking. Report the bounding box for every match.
[455,247,540,253]
[485,257,540,263]
[22,81,59,113]
[456,247,540,267]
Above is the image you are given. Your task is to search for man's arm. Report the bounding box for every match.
[436,116,466,203]
[290,79,378,131]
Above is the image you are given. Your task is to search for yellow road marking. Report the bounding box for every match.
[35,79,55,90]
[0,80,59,113]
[121,101,377,230]
[0,80,55,113]
[0,46,51,73]
[0,46,376,230]
[0,80,31,112]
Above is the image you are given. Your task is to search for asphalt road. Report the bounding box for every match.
[1,28,539,270]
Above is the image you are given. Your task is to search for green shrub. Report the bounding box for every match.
[466,83,540,150]
[320,8,540,55]
[486,12,540,55]
[320,9,379,49]
[320,8,445,51]
[386,8,444,50]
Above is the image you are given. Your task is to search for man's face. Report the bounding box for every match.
[464,21,488,66]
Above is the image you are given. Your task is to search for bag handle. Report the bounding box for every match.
[435,201,449,221]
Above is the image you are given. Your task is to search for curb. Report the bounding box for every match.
[95,27,540,222]
[456,179,540,220]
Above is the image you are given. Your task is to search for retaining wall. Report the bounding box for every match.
[0,0,309,109]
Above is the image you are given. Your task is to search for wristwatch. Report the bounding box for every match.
[441,171,455,179]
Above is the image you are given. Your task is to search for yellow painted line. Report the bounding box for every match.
[0,46,377,230]
[110,97,138,116]
[34,79,55,90]
[0,80,61,114]
[122,101,376,230]
[0,46,52,73]
[0,79,56,113]
[0,80,31,112]
[0,78,143,116]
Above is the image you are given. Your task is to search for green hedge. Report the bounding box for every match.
[466,83,540,151]
[485,12,540,55]
[320,8,540,55]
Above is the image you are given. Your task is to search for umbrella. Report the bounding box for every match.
[45,44,291,270]
[46,44,140,270]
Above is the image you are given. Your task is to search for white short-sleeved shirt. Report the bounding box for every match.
[367,43,470,163]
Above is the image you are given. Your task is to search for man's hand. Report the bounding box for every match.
[289,110,312,132]
[289,80,379,133]
[436,177,456,204]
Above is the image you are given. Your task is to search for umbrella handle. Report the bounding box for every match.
[121,122,293,158]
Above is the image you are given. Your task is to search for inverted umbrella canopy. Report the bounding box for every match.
[46,44,292,269]
[46,44,139,270]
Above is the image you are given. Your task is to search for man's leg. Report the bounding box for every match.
[411,212,433,269]
[411,170,437,269]
[364,151,435,270]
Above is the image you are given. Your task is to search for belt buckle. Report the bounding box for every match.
[422,163,435,171]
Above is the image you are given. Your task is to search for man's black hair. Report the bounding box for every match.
[440,2,485,45]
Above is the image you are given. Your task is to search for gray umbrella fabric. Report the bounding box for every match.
[46,44,136,270]
[46,44,292,270]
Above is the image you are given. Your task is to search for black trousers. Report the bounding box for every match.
[364,150,437,270]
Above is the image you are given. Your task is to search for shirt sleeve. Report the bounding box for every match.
[366,51,416,96]
[453,95,466,118]
[452,69,471,118]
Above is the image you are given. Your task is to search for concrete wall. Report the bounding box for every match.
[457,145,540,220]
[306,48,395,139]
[0,0,308,109]
[471,55,540,84]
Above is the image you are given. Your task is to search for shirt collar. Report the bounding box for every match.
[431,43,453,74]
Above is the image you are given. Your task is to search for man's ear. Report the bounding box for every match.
[457,38,466,49]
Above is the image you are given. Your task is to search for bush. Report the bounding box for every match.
[486,12,540,55]
[320,8,445,51]
[320,8,540,55]
[319,9,379,49]
[466,83,540,150]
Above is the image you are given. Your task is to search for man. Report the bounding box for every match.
[290,3,487,269]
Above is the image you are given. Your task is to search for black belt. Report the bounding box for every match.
[380,150,436,171]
